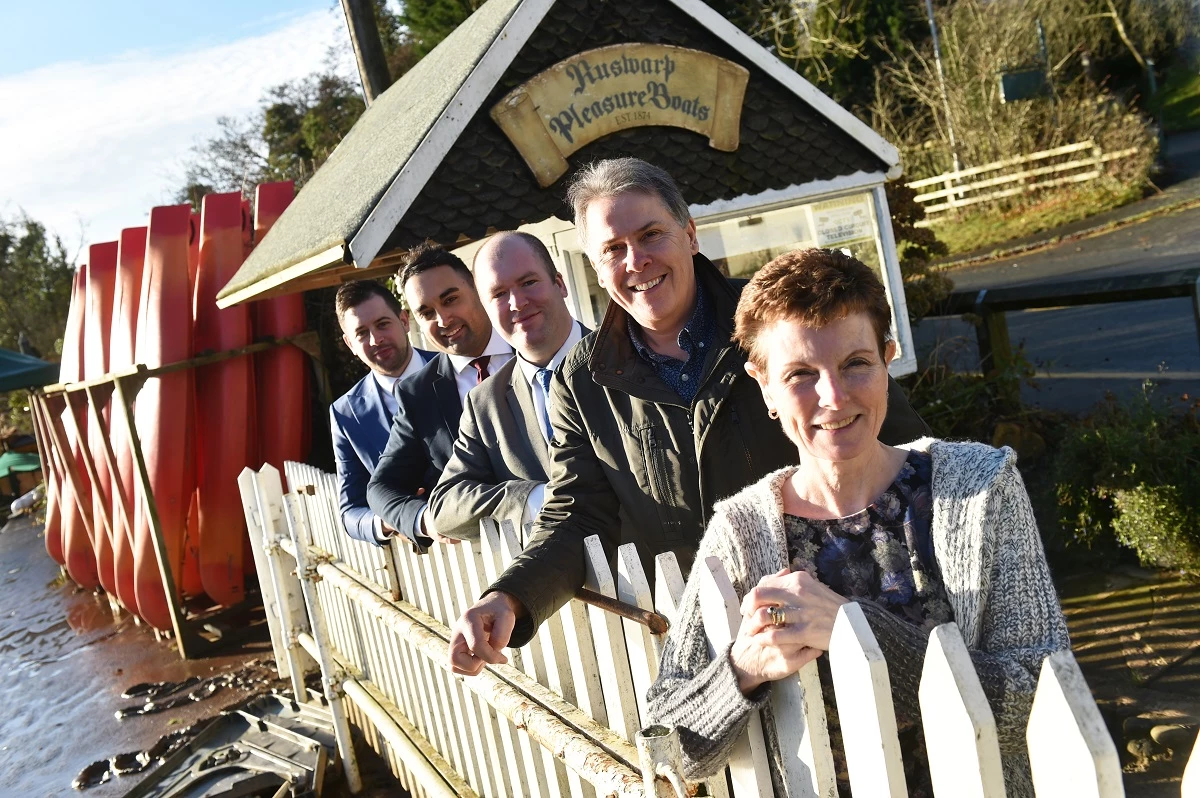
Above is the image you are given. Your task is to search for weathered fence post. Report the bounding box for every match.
[697,556,773,798]
[1026,650,1124,798]
[828,601,907,797]
[918,623,1005,797]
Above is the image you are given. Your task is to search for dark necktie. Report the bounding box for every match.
[469,356,490,384]
[534,368,554,440]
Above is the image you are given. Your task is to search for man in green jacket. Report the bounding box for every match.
[448,157,929,675]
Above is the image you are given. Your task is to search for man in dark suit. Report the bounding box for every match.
[367,243,512,551]
[428,232,587,541]
[330,280,433,545]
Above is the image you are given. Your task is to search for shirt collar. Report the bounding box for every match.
[518,320,584,385]
[447,326,512,374]
[628,282,711,364]
[371,347,425,394]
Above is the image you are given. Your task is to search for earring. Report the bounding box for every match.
[768,408,779,419]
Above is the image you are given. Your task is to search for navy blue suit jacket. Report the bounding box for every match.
[366,352,464,552]
[329,349,433,545]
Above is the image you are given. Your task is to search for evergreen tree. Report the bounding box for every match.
[0,217,74,359]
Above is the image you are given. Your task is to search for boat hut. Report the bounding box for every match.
[217,0,917,375]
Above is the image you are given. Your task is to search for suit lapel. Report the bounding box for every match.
[432,354,462,435]
[509,364,550,472]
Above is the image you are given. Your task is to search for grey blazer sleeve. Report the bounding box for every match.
[427,395,541,541]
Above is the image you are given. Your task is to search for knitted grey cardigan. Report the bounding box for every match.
[646,438,1070,797]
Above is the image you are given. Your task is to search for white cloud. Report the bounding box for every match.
[0,7,352,255]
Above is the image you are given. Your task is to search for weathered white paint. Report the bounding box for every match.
[583,534,643,743]
[1026,650,1125,798]
[697,557,773,798]
[617,543,660,725]
[919,623,1006,798]
[828,602,908,798]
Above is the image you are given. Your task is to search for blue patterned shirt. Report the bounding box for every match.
[627,284,715,404]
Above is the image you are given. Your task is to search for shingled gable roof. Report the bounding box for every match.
[217,0,900,307]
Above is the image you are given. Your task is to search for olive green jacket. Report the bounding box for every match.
[489,253,930,646]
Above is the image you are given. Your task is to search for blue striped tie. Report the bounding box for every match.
[534,368,554,440]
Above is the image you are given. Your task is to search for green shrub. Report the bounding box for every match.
[1053,384,1200,573]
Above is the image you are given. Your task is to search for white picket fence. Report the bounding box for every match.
[906,139,1141,216]
[237,461,1200,798]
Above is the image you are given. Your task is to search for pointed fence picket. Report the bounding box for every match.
[236,462,1188,798]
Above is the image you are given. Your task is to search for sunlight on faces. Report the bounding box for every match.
[746,312,896,464]
[474,238,573,366]
[403,264,492,357]
[582,191,699,337]
[339,295,413,378]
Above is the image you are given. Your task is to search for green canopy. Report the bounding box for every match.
[0,348,58,393]
[0,451,40,479]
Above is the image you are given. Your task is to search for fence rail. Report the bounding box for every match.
[238,461,1199,797]
[907,140,1140,216]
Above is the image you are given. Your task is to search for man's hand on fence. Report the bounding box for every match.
[448,591,525,676]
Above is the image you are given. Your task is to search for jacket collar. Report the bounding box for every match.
[587,252,738,401]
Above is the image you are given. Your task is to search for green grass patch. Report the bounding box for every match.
[1153,63,1200,134]
[928,181,1144,257]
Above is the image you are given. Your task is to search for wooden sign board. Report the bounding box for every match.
[492,44,750,187]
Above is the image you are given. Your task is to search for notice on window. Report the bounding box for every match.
[812,195,874,248]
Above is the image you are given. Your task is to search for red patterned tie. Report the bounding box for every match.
[469,356,490,384]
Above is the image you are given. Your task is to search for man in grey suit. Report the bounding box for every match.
[427,232,585,540]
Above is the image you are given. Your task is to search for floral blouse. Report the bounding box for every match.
[783,449,952,797]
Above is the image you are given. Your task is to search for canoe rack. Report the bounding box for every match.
[30,331,328,659]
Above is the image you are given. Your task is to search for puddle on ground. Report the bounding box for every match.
[0,516,277,797]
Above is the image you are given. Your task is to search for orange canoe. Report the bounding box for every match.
[84,242,119,599]
[133,205,197,630]
[60,266,98,588]
[109,226,147,617]
[251,182,310,474]
[192,192,255,607]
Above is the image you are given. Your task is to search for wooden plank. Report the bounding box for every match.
[430,541,492,797]
[497,521,569,798]
[616,543,658,727]
[915,154,1107,202]
[828,602,907,797]
[1026,650,1123,798]
[696,556,773,798]
[906,139,1096,188]
[459,524,526,798]
[478,519,548,798]
[918,623,1005,798]
[237,467,290,678]
[393,539,452,758]
[583,536,642,745]
[445,538,513,798]
[112,377,194,655]
[651,553,731,798]
[1183,729,1199,798]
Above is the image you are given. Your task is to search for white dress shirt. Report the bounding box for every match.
[446,327,513,406]
[516,320,585,524]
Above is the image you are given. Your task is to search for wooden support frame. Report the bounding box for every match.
[30,331,326,659]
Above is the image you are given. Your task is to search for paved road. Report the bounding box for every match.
[913,134,1200,414]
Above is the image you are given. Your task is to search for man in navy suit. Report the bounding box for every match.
[330,280,434,544]
[367,243,512,552]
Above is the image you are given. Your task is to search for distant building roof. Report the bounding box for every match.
[218,0,898,307]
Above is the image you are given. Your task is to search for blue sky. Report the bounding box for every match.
[0,1,367,255]
[0,1,336,76]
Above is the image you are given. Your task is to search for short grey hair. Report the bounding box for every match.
[566,158,691,250]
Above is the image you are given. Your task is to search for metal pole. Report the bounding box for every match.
[924,0,962,174]
[340,0,393,105]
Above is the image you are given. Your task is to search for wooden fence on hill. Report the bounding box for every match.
[906,140,1141,217]
[237,461,1200,797]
